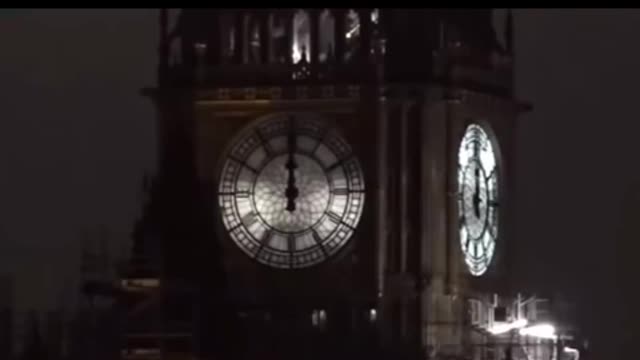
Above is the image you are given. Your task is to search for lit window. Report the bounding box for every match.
[269,13,287,63]
[292,10,311,64]
[246,15,261,64]
[369,308,377,322]
[311,309,327,328]
[344,10,360,61]
[318,10,335,63]
[371,9,379,24]
[345,10,360,40]
[220,14,236,62]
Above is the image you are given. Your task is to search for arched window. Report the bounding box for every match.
[167,9,182,65]
[219,13,236,63]
[369,9,381,55]
[292,10,311,64]
[269,13,287,63]
[245,14,261,63]
[344,9,360,62]
[371,8,379,25]
[318,9,335,63]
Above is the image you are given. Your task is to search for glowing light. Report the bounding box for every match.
[519,323,557,340]
[371,9,379,24]
[457,124,499,276]
[292,10,310,63]
[194,42,207,52]
[312,309,327,327]
[346,25,359,39]
[369,308,377,322]
[488,318,528,335]
[218,115,365,269]
[345,10,360,39]
[564,346,580,360]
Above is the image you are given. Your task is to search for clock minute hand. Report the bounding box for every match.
[284,124,299,212]
[473,166,481,218]
[471,140,482,218]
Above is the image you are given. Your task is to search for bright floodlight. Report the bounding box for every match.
[488,318,528,335]
[519,323,557,340]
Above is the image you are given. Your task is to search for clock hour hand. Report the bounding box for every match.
[284,121,299,212]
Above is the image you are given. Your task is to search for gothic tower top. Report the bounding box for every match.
[157,9,513,95]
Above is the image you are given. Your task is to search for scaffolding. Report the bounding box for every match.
[456,293,584,360]
[79,225,585,360]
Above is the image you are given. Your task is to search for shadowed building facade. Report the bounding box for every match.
[114,8,528,360]
[0,275,14,359]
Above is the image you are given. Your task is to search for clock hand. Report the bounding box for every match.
[285,120,299,212]
[473,166,481,218]
[471,140,482,218]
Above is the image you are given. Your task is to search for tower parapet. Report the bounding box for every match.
[156,9,513,95]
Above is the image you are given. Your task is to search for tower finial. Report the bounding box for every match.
[505,9,514,54]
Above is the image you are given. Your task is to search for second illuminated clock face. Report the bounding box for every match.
[218,114,365,269]
[458,124,499,276]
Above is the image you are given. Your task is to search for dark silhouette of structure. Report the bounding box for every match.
[20,311,45,360]
[613,182,640,360]
[0,275,14,360]
[81,8,560,360]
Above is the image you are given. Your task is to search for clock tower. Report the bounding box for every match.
[120,8,530,360]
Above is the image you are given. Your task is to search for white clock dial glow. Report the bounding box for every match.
[458,124,499,276]
[218,114,365,269]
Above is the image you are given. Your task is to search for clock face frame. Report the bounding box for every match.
[217,113,365,270]
[457,123,499,276]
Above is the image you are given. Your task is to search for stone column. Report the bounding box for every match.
[259,11,270,64]
[310,9,320,65]
[233,10,245,64]
[284,10,294,65]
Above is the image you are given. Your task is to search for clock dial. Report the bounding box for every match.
[218,114,365,269]
[457,124,499,276]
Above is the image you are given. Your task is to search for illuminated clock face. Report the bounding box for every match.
[218,114,365,269]
[458,124,499,276]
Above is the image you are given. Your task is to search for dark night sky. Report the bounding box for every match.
[0,8,636,357]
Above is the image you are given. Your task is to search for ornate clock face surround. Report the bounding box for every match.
[217,113,365,269]
[457,123,499,276]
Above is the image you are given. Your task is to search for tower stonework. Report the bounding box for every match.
[123,9,530,360]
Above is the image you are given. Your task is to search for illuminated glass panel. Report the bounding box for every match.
[218,114,365,269]
[269,13,288,63]
[296,135,317,154]
[247,15,261,63]
[253,154,330,233]
[343,9,361,61]
[318,10,335,62]
[292,10,311,63]
[219,13,236,62]
[457,124,499,276]
[371,9,379,24]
